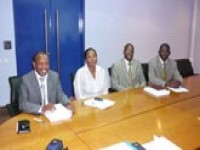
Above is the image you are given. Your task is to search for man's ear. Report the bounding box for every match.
[32,62,35,69]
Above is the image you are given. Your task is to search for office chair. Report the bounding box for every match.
[141,63,149,83]
[108,67,117,93]
[176,59,195,78]
[70,72,76,96]
[6,76,21,117]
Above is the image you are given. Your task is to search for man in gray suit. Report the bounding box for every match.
[148,43,183,88]
[111,43,146,91]
[18,52,71,114]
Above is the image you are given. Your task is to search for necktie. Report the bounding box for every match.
[128,62,132,87]
[39,77,46,106]
[163,62,167,81]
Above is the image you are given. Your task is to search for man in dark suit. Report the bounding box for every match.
[148,43,183,88]
[18,52,72,114]
[111,43,146,91]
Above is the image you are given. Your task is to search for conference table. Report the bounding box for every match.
[1,75,200,150]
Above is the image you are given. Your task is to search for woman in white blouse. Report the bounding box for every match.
[73,48,110,100]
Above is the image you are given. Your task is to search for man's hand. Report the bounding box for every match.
[65,102,74,114]
[148,82,165,90]
[165,80,182,88]
[41,103,56,113]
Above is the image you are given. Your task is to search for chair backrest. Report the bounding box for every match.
[176,59,194,78]
[7,76,21,116]
[108,67,117,92]
[70,72,76,96]
[108,67,112,77]
[141,63,149,82]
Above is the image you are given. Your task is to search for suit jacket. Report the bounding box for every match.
[18,70,69,114]
[111,58,146,91]
[148,56,183,86]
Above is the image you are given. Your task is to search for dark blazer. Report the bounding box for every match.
[18,70,69,114]
[111,58,146,91]
[148,56,183,86]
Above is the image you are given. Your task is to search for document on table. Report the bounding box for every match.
[142,136,182,150]
[99,141,138,150]
[144,87,170,97]
[168,87,189,93]
[44,103,72,123]
[84,98,115,110]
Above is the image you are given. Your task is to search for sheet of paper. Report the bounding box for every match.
[168,87,189,93]
[84,98,115,110]
[100,141,137,150]
[144,87,170,97]
[142,136,182,150]
[44,103,72,123]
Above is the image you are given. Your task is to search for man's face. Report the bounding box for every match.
[124,45,134,62]
[159,46,170,62]
[33,54,49,76]
[85,50,97,68]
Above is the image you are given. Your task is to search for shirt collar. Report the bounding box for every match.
[159,57,168,64]
[124,58,132,66]
[34,71,48,81]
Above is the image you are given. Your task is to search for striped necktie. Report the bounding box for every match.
[162,62,167,81]
[128,62,132,87]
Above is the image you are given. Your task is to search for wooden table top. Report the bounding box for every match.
[78,96,200,150]
[1,75,200,150]
[0,114,90,150]
[67,75,200,133]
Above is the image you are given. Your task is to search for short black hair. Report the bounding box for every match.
[159,43,170,51]
[32,51,47,62]
[84,47,97,59]
[124,43,134,51]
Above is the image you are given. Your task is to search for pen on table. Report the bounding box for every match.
[34,117,44,123]
[94,97,103,102]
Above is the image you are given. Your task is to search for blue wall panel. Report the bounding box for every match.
[13,0,84,96]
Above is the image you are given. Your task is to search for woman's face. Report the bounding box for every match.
[85,50,97,68]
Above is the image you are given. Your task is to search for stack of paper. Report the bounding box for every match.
[44,104,72,123]
[84,98,115,110]
[168,87,189,93]
[144,87,170,97]
[100,142,136,150]
[142,136,182,150]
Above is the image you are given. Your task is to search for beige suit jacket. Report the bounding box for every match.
[148,56,183,86]
[111,58,146,91]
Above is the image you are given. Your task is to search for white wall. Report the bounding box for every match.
[85,0,193,68]
[194,0,200,73]
[0,0,17,106]
[0,0,199,106]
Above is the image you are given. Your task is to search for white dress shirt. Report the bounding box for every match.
[73,64,110,100]
[125,59,133,72]
[159,57,168,69]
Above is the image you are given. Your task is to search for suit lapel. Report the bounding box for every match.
[30,72,41,102]
[156,57,163,76]
[47,72,53,103]
[131,60,136,79]
[121,59,129,82]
